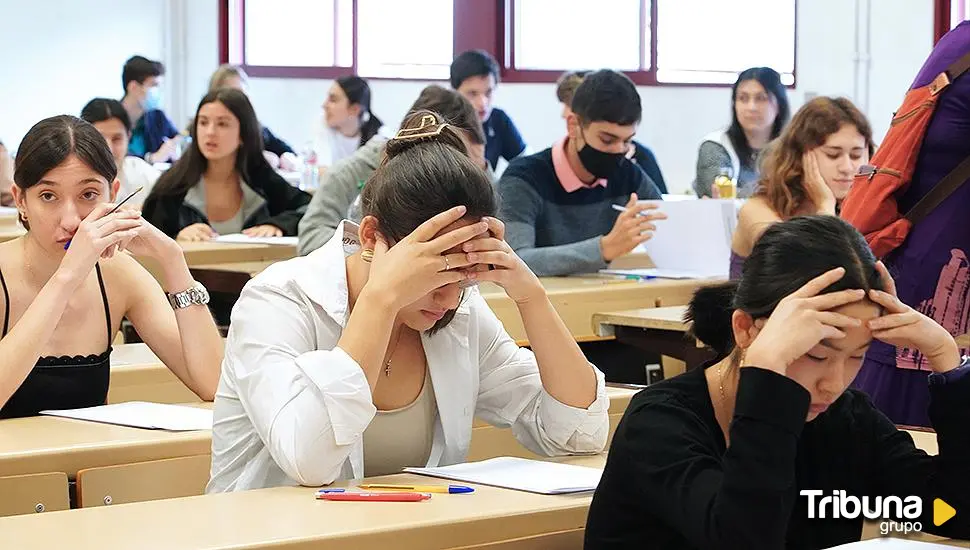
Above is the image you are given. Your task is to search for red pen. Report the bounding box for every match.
[316,491,431,502]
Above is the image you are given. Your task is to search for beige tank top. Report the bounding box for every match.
[362,371,436,477]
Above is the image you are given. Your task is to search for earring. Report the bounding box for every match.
[361,249,374,263]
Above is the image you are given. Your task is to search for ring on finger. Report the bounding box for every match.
[444,256,451,271]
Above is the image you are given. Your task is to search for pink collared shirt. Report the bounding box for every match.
[552,137,607,192]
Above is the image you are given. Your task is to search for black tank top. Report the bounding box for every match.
[0,264,112,419]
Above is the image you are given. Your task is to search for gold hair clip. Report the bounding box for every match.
[394,114,448,140]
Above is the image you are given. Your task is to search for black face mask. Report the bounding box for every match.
[577,132,627,180]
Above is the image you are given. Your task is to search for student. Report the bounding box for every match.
[585,215,970,549]
[451,49,527,171]
[498,69,664,278]
[315,76,383,169]
[0,140,12,206]
[297,85,486,255]
[80,98,160,208]
[854,21,970,428]
[694,67,790,198]
[556,71,667,194]
[142,88,311,241]
[207,64,294,159]
[120,55,180,164]
[0,115,223,418]
[731,97,873,279]
[206,111,608,492]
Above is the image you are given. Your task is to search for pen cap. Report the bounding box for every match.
[449,485,475,494]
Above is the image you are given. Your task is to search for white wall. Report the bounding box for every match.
[1,0,936,193]
[0,0,167,151]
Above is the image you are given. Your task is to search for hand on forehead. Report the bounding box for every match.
[436,217,490,254]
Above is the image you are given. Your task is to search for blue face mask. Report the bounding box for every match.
[143,86,163,111]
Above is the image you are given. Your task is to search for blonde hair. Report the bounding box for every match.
[556,71,589,105]
[207,64,249,94]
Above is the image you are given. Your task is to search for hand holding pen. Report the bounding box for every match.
[56,200,144,285]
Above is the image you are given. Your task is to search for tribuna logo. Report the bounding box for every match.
[801,490,924,535]
[801,490,921,519]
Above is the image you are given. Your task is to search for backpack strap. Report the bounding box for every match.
[905,154,970,225]
[930,50,970,95]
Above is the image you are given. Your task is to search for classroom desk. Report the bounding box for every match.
[0,224,25,243]
[0,454,605,550]
[0,429,954,550]
[189,261,708,345]
[0,404,212,479]
[593,305,716,374]
[108,344,201,404]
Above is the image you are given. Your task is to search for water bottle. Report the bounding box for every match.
[301,143,319,191]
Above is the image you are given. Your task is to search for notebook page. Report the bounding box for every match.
[40,402,212,431]
[404,456,603,495]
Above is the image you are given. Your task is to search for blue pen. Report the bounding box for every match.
[64,187,144,250]
[316,488,346,494]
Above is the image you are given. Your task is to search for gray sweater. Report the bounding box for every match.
[498,148,661,277]
[297,135,388,255]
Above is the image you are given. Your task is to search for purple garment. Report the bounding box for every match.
[853,22,970,427]
[729,250,746,280]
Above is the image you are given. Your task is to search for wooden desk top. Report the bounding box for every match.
[0,455,604,550]
[593,305,690,337]
[0,404,212,478]
[0,224,25,243]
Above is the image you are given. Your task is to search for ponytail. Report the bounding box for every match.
[686,281,738,359]
[359,109,383,147]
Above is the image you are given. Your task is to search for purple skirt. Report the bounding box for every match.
[852,358,931,427]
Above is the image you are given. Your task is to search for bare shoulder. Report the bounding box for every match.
[734,198,783,255]
[99,253,160,296]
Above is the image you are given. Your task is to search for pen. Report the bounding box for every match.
[316,492,431,502]
[316,488,346,494]
[64,187,144,250]
[358,483,475,494]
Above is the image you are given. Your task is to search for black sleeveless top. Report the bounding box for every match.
[0,264,112,419]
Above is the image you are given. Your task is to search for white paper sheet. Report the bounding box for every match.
[627,199,738,279]
[40,402,213,431]
[404,456,603,495]
[600,268,723,280]
[213,234,298,246]
[827,539,966,549]
[0,206,17,216]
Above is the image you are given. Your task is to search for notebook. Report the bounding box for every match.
[404,456,603,495]
[40,402,213,431]
[213,234,298,246]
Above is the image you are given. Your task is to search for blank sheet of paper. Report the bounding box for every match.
[405,456,603,494]
[213,234,298,246]
[40,402,212,431]
[633,199,737,279]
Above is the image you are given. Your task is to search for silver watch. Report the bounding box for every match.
[167,282,210,309]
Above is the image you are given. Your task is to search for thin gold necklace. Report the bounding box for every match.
[384,328,405,377]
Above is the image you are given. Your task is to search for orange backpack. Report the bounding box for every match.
[841,51,970,258]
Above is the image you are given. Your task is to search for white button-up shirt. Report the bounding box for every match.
[207,221,610,492]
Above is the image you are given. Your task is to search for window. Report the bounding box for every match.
[503,0,797,86]
[226,0,454,79]
[356,0,453,79]
[655,0,795,85]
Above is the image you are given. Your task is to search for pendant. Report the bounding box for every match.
[384,361,391,377]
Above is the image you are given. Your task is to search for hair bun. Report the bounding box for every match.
[685,282,739,359]
[384,110,468,163]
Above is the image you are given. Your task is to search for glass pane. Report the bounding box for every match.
[656,0,795,84]
[514,0,643,71]
[356,0,453,79]
[244,0,352,67]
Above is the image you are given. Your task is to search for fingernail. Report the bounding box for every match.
[457,205,467,213]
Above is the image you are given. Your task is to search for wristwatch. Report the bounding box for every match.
[928,355,970,386]
[167,282,210,310]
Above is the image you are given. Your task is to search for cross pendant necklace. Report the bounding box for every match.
[384,328,405,377]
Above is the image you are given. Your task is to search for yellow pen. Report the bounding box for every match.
[358,483,474,494]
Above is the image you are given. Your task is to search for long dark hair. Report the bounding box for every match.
[336,76,383,146]
[361,110,496,332]
[14,115,117,230]
[726,67,790,171]
[686,216,883,359]
[151,88,267,197]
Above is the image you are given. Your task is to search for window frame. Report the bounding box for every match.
[219,0,798,87]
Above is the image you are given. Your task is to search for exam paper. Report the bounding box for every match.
[404,456,603,495]
[40,402,213,431]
